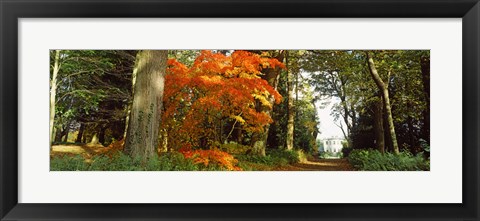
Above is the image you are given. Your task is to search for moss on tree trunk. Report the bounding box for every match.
[124,50,168,161]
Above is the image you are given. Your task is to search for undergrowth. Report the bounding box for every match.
[347,149,430,171]
[51,152,217,171]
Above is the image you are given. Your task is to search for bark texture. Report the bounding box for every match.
[123,53,139,139]
[374,97,385,153]
[366,52,399,154]
[250,50,285,156]
[89,133,99,145]
[50,50,61,145]
[76,123,85,143]
[420,56,430,143]
[124,50,168,161]
[286,53,294,150]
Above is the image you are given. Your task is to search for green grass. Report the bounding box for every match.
[51,148,307,171]
[51,152,208,171]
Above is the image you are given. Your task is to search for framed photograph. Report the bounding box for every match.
[1,0,479,220]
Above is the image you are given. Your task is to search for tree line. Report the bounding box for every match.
[50,50,429,161]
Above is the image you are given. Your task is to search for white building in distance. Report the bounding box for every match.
[320,137,344,153]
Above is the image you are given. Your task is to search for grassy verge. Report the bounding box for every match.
[347,149,429,171]
[51,152,223,171]
[51,148,305,171]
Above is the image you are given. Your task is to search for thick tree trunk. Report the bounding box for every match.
[383,106,391,152]
[374,97,385,153]
[89,133,99,145]
[50,50,61,145]
[76,123,85,143]
[98,125,107,145]
[406,102,416,151]
[251,94,277,156]
[407,116,415,151]
[295,60,299,129]
[235,127,243,144]
[123,53,140,139]
[62,126,70,143]
[366,52,399,154]
[286,53,294,150]
[251,51,285,156]
[124,50,168,161]
[54,127,63,143]
[420,56,430,143]
[251,129,268,156]
[382,90,398,154]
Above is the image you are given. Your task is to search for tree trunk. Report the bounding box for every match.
[76,123,85,143]
[338,79,353,137]
[366,52,399,154]
[420,55,430,143]
[251,130,268,156]
[341,102,351,136]
[123,53,140,139]
[90,133,99,145]
[286,53,294,150]
[407,115,415,152]
[250,50,285,156]
[374,96,385,153]
[235,127,243,144]
[98,125,107,145]
[124,50,168,161]
[49,50,61,145]
[295,59,299,129]
[62,126,70,142]
[54,127,63,143]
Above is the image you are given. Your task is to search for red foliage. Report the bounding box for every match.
[162,50,285,149]
[104,139,125,157]
[179,147,242,171]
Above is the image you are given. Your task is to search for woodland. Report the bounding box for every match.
[50,50,430,171]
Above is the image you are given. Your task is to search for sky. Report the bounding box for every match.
[316,97,345,140]
[299,71,345,140]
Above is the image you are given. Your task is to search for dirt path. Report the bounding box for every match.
[276,158,354,171]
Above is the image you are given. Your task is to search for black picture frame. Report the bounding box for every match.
[1,0,479,220]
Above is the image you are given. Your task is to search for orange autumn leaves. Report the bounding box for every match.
[162,50,285,151]
[179,148,241,171]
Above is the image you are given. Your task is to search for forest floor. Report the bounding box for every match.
[51,144,110,158]
[51,144,354,171]
[275,158,354,171]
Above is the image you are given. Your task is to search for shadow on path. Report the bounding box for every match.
[276,158,354,171]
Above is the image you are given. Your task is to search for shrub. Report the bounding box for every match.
[179,148,242,171]
[235,149,300,169]
[419,139,430,159]
[218,142,251,155]
[347,149,430,171]
[155,152,200,171]
[296,149,309,163]
[341,147,353,158]
[268,149,300,164]
[236,154,274,165]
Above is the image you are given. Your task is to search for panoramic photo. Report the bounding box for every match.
[50,50,430,171]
